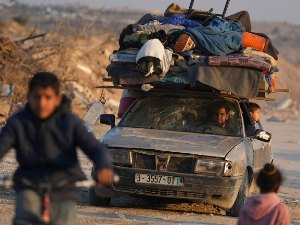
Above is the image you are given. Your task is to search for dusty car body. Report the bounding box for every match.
[89,91,273,216]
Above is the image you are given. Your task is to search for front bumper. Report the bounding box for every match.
[95,167,243,209]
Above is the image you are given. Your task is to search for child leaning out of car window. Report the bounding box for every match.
[245,102,261,136]
[249,102,261,125]
[237,163,290,225]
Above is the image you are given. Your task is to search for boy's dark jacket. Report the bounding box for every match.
[0,96,111,201]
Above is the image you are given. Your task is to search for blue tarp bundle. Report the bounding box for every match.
[180,18,245,55]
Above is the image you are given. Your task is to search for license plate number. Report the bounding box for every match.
[135,174,183,186]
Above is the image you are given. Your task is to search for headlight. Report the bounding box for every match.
[194,159,232,176]
[110,150,132,165]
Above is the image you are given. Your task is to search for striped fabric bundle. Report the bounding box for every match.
[208,54,271,72]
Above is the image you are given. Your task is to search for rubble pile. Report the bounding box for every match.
[0,21,121,120]
[0,37,22,69]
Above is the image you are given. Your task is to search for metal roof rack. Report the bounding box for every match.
[93,85,283,102]
[188,0,231,19]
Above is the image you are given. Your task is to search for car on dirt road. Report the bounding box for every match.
[89,91,273,216]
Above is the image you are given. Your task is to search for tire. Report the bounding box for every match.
[226,171,249,217]
[88,187,111,206]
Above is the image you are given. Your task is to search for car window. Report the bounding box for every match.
[119,95,242,137]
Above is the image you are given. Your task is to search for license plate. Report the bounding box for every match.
[135,174,184,186]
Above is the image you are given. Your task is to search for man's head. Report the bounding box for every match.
[216,104,229,128]
[28,72,62,120]
[249,102,261,123]
[182,109,197,127]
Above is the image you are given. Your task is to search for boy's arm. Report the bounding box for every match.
[73,116,112,170]
[0,119,16,160]
[73,117,113,185]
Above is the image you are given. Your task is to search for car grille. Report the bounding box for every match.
[134,153,194,174]
[113,184,206,199]
[167,157,193,173]
[135,153,155,170]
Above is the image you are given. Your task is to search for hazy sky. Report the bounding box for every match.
[17,0,300,24]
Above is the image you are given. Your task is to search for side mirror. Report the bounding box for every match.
[100,114,115,129]
[254,129,272,142]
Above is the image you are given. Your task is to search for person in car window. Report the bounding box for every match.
[182,109,197,127]
[249,102,261,125]
[159,110,183,130]
[176,109,198,132]
[215,104,236,135]
[245,102,261,136]
[217,104,229,128]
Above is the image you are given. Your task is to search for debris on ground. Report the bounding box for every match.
[0,21,122,120]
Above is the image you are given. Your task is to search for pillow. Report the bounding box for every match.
[172,34,196,53]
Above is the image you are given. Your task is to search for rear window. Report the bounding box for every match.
[119,95,242,137]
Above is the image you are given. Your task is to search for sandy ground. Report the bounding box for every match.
[0,119,300,225]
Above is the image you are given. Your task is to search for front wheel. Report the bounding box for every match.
[88,187,111,206]
[226,171,249,217]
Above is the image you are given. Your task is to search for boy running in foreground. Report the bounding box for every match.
[0,72,113,224]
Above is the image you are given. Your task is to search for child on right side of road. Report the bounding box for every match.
[237,163,290,225]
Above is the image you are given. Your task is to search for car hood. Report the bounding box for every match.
[102,127,242,157]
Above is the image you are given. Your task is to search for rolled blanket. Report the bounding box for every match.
[208,54,272,72]
[243,47,279,76]
[243,47,277,67]
[242,32,269,52]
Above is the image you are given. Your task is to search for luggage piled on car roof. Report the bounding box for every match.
[106,2,280,98]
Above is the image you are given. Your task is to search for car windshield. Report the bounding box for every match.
[119,94,242,137]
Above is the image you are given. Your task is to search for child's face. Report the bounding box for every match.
[28,86,62,120]
[250,109,260,123]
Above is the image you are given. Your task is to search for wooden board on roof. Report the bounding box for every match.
[93,85,279,102]
[99,78,289,102]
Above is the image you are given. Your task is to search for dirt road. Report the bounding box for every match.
[0,119,300,225]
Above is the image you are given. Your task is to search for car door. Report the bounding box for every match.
[239,101,267,173]
[256,120,273,165]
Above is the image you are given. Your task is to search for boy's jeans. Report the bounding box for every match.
[14,189,77,225]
